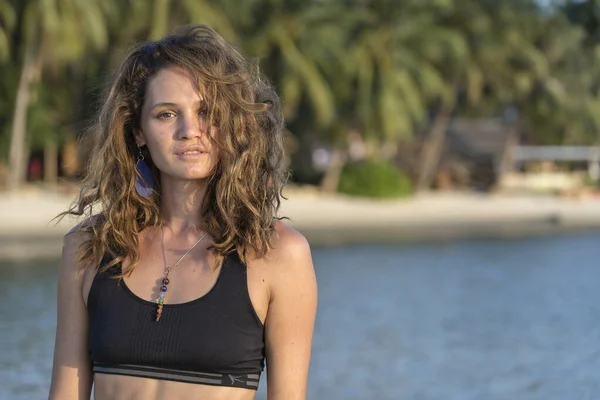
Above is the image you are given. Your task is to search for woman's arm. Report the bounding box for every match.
[264,225,318,400]
[48,232,93,400]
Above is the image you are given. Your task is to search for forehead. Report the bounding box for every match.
[144,66,204,105]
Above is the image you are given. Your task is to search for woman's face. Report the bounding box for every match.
[136,66,219,183]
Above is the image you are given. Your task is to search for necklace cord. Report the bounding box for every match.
[160,225,208,275]
[155,225,208,322]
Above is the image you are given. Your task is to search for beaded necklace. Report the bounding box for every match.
[156,225,207,322]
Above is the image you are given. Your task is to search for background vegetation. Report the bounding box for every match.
[1,0,600,197]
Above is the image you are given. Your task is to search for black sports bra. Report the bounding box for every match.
[87,252,265,390]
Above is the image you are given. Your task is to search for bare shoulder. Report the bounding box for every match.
[257,221,316,296]
[63,220,94,270]
[260,221,313,269]
[62,219,99,300]
[63,214,103,266]
[271,220,312,259]
[247,221,314,283]
[63,230,88,271]
[66,214,102,237]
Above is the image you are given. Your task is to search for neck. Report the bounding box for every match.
[159,176,208,236]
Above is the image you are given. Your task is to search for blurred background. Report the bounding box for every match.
[3,0,600,399]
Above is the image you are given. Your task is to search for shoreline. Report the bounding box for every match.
[2,187,600,261]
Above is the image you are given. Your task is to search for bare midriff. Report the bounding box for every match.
[93,374,258,400]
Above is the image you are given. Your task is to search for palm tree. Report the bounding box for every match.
[223,0,336,129]
[416,0,556,191]
[0,1,15,63]
[212,0,341,190]
[320,0,462,192]
[97,0,235,70]
[6,0,108,190]
[558,0,600,145]
[284,0,456,192]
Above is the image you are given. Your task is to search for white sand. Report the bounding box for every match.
[1,185,600,260]
[3,185,600,234]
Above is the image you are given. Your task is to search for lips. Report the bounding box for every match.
[174,146,207,155]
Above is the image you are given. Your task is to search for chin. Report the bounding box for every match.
[160,168,214,183]
[181,172,213,181]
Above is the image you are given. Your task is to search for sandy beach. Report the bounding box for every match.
[2,185,600,261]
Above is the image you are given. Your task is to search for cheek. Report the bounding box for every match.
[144,135,171,164]
[208,126,220,147]
[143,122,171,148]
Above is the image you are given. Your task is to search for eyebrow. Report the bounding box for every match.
[151,102,178,109]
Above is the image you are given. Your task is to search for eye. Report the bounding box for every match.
[156,111,176,120]
[198,108,208,117]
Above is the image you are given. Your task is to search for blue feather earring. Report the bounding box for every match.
[135,144,154,197]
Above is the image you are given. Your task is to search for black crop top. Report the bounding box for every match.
[87,252,265,390]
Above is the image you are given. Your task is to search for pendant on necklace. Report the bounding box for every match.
[155,276,170,322]
[156,225,207,322]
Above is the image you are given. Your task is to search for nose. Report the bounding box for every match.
[176,112,207,140]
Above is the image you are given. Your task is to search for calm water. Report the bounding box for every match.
[2,233,600,400]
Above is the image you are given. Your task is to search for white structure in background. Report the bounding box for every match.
[312,148,331,171]
[512,146,600,181]
[498,146,600,193]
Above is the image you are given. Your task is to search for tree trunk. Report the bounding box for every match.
[7,35,38,191]
[61,138,80,178]
[416,101,454,192]
[319,147,347,193]
[492,122,520,191]
[44,141,58,190]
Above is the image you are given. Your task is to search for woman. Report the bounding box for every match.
[49,25,317,400]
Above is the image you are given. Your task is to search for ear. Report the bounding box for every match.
[134,129,146,147]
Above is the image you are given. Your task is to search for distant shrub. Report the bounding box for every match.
[583,176,600,189]
[338,159,412,198]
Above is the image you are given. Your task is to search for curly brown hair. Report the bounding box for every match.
[59,24,287,275]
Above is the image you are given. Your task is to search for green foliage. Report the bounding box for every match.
[338,159,413,198]
[0,1,16,62]
[4,0,600,187]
